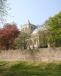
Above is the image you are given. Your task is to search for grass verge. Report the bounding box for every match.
[0,61,61,76]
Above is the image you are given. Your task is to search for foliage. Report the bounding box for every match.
[45,12,61,47]
[0,23,19,50]
[15,32,30,49]
[38,30,48,48]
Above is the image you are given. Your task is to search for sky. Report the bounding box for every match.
[7,0,61,28]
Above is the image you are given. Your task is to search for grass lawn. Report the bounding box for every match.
[0,61,61,76]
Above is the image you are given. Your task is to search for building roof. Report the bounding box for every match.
[32,25,47,35]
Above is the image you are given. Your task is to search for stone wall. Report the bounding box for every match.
[0,48,61,61]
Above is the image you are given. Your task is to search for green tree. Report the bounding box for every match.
[38,30,48,48]
[45,12,61,47]
[15,32,30,49]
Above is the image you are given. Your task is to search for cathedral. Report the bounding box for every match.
[21,20,37,34]
[21,20,48,49]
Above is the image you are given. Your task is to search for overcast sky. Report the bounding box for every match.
[7,0,61,28]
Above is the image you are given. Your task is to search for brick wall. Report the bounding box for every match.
[0,48,61,61]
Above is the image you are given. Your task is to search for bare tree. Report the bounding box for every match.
[0,0,7,24]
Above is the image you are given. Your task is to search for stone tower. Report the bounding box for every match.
[21,20,37,34]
